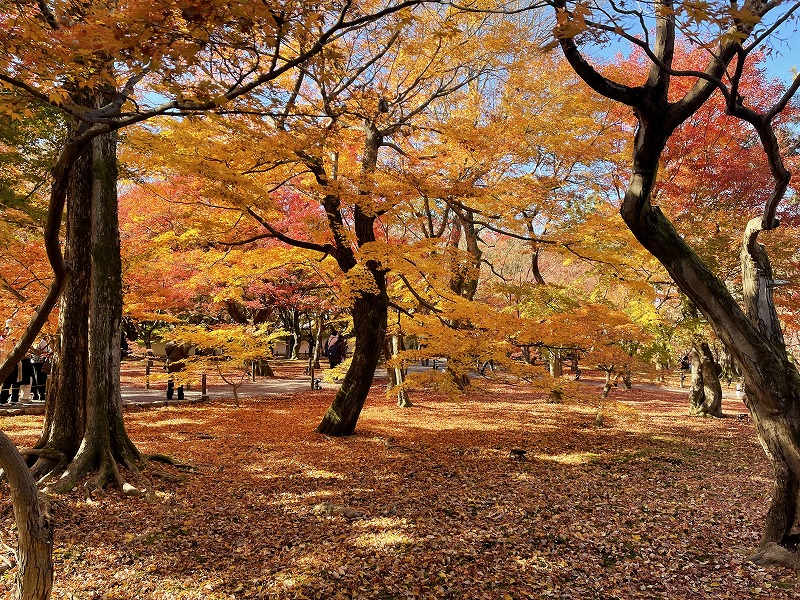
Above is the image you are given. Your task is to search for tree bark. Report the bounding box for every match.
[620,101,800,550]
[688,343,723,416]
[549,350,563,377]
[0,432,53,600]
[390,333,412,408]
[30,140,92,481]
[315,121,390,435]
[385,336,398,391]
[316,275,388,435]
[36,117,141,491]
[601,370,613,398]
[290,310,301,360]
[555,0,800,557]
[310,316,324,370]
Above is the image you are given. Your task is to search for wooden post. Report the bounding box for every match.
[201,373,209,402]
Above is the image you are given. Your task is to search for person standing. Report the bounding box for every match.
[31,337,52,401]
[323,329,347,369]
[165,341,189,400]
[0,321,21,404]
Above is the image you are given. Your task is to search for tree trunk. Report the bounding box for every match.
[385,336,398,391]
[601,370,613,398]
[530,244,546,285]
[290,310,301,360]
[37,119,141,491]
[30,140,92,481]
[556,0,800,558]
[718,342,738,385]
[0,432,53,600]
[316,275,388,435]
[549,350,563,377]
[619,108,800,550]
[688,343,723,417]
[521,346,533,364]
[687,347,704,410]
[739,218,800,548]
[390,333,412,408]
[310,316,324,370]
[620,365,632,389]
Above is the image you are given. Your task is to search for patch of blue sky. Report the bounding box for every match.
[573,0,798,84]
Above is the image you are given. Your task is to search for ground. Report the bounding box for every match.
[0,362,793,599]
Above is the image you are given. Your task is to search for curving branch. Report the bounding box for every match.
[245,206,335,256]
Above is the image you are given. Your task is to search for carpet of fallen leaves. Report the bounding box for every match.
[0,362,796,599]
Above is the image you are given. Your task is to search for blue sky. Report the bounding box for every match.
[759,9,798,83]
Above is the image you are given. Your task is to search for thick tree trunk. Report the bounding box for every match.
[688,344,723,416]
[718,342,739,385]
[451,211,481,301]
[40,122,141,492]
[549,350,563,377]
[739,218,800,548]
[316,276,388,435]
[0,432,53,600]
[556,0,799,560]
[687,348,704,409]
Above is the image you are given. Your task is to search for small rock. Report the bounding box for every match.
[122,483,144,496]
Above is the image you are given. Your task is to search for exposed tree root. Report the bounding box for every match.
[19,449,68,487]
[748,542,800,570]
[145,453,197,471]
[45,447,124,494]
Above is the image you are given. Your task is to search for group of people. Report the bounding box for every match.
[305,329,349,373]
[322,329,348,368]
[0,322,52,405]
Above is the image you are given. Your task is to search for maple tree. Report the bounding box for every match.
[122,6,542,435]
[117,180,343,377]
[161,324,286,406]
[547,0,800,565]
[373,45,636,396]
[0,2,441,596]
[0,0,433,448]
[1,1,799,596]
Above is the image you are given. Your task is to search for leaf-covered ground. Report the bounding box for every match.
[0,364,795,599]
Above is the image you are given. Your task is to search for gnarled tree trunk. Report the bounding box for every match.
[554,0,799,560]
[618,89,799,551]
[688,343,723,417]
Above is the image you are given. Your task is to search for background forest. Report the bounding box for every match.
[0,0,799,598]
